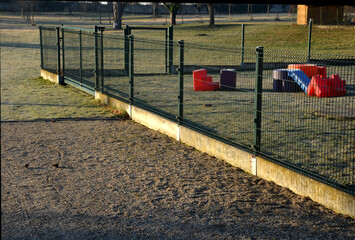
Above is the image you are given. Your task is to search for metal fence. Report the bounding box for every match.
[39,26,355,195]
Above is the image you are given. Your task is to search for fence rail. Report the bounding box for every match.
[39,26,355,195]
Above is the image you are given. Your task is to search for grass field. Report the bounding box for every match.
[1,11,354,189]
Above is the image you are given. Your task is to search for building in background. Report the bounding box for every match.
[297,5,344,25]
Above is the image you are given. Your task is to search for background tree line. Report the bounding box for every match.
[6,1,300,29]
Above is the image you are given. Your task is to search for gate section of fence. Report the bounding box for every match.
[39,26,58,75]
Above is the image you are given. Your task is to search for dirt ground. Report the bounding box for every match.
[1,118,354,240]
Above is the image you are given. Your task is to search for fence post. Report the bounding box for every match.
[124,25,130,75]
[165,28,168,73]
[168,25,173,73]
[56,27,63,85]
[307,18,312,63]
[94,26,99,90]
[129,35,134,104]
[61,27,65,85]
[178,40,184,124]
[100,28,104,92]
[79,30,83,85]
[39,26,43,69]
[254,46,263,155]
[241,24,245,69]
[56,27,60,76]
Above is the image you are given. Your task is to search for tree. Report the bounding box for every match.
[152,2,159,18]
[163,2,180,25]
[195,3,203,16]
[113,2,127,30]
[207,3,214,27]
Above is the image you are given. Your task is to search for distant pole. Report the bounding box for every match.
[250,5,253,20]
[229,4,231,20]
[99,4,102,23]
[181,4,183,24]
[108,5,111,24]
[307,18,312,63]
[241,24,245,69]
[267,5,269,16]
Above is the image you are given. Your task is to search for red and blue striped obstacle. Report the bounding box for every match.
[273,64,346,98]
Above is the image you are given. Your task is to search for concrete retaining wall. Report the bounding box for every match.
[41,69,60,84]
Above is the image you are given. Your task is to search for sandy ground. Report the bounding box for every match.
[1,118,354,240]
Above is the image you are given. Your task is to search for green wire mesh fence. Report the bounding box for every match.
[40,26,57,73]
[39,26,354,195]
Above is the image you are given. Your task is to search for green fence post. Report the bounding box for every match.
[129,35,134,104]
[241,24,245,69]
[79,30,83,85]
[165,28,168,73]
[254,46,263,155]
[56,27,60,76]
[61,27,65,85]
[39,26,43,69]
[56,27,63,85]
[307,18,312,63]
[178,40,184,124]
[94,26,99,90]
[124,25,130,75]
[168,25,173,73]
[100,29,104,92]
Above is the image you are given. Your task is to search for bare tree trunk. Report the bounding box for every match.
[170,11,177,25]
[207,3,214,27]
[152,2,159,18]
[113,2,127,30]
[163,3,180,25]
[31,1,35,25]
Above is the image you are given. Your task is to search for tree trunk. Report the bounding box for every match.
[207,3,214,27]
[153,2,159,18]
[170,11,177,25]
[163,3,180,25]
[113,2,127,30]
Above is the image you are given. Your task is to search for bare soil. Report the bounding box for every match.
[1,118,354,240]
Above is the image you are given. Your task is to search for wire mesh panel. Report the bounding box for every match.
[81,31,96,87]
[261,49,354,193]
[41,27,57,73]
[62,29,80,81]
[101,34,128,99]
[61,28,96,88]
[133,38,178,118]
[183,43,257,150]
